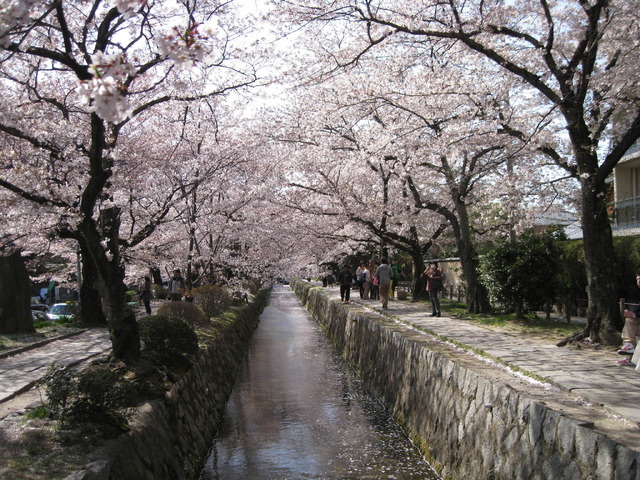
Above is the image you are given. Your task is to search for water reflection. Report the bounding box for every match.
[199,285,439,479]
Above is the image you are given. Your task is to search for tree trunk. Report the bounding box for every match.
[78,243,107,326]
[514,301,524,320]
[80,207,140,364]
[557,178,622,347]
[104,274,140,364]
[580,185,622,344]
[410,254,427,302]
[454,200,491,314]
[0,248,34,334]
[75,113,140,364]
[459,248,490,314]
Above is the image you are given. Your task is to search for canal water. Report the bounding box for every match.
[198,285,439,479]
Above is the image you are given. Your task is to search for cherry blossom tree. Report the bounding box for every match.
[358,69,519,313]
[277,0,640,344]
[122,106,324,292]
[162,143,270,289]
[262,28,551,311]
[0,0,257,363]
[256,87,456,292]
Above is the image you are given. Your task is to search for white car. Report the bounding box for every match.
[46,303,77,321]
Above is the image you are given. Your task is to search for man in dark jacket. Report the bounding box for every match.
[337,264,353,303]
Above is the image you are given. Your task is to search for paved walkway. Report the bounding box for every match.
[325,287,640,430]
[0,328,111,406]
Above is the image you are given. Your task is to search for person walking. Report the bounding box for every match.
[168,269,185,301]
[390,258,401,299]
[422,262,444,317]
[376,257,393,310]
[140,276,152,315]
[337,264,353,303]
[356,261,371,299]
[369,259,379,300]
[356,262,365,299]
[617,270,640,365]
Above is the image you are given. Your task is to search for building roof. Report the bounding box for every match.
[533,212,583,239]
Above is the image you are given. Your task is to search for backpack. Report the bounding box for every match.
[358,271,367,283]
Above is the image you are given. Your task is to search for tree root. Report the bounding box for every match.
[556,329,589,347]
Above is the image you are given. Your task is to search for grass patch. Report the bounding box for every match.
[510,317,584,337]
[436,299,584,338]
[25,406,49,420]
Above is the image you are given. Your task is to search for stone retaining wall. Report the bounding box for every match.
[292,280,640,480]
[65,291,267,480]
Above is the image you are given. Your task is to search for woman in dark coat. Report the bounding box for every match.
[422,263,443,317]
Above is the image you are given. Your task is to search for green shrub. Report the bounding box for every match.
[192,285,233,317]
[613,236,640,297]
[37,363,77,418]
[552,236,640,317]
[157,301,208,325]
[138,314,199,358]
[75,366,138,415]
[38,363,137,431]
[481,229,559,317]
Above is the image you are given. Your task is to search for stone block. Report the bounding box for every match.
[559,460,582,480]
[614,445,640,480]
[528,401,546,446]
[556,415,577,459]
[595,435,616,480]
[541,454,565,480]
[541,408,561,449]
[574,423,599,468]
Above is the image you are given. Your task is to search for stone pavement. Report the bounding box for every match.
[327,287,640,430]
[0,328,111,408]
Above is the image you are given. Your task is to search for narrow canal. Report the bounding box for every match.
[198,285,439,479]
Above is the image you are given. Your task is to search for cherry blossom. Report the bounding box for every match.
[274,0,640,342]
[156,23,215,69]
[76,52,138,123]
[0,0,38,47]
[0,0,259,362]
[110,0,146,17]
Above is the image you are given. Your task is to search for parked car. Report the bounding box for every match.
[30,303,49,312]
[32,310,50,322]
[46,302,77,321]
